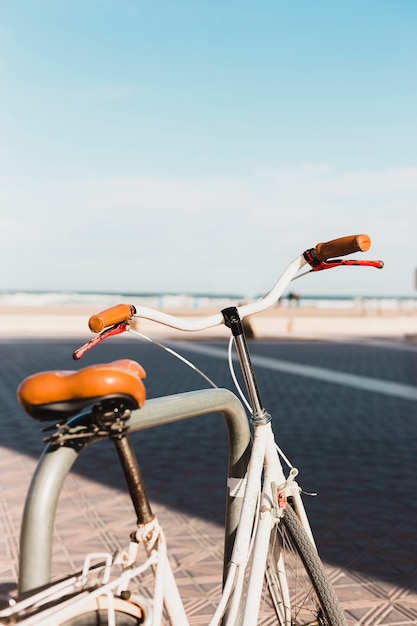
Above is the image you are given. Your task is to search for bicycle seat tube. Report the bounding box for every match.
[222,307,271,425]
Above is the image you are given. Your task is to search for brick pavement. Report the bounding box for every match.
[0,336,416,624]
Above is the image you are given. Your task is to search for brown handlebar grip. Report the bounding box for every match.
[314,234,371,262]
[88,304,137,333]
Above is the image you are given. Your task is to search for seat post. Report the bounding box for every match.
[91,397,154,525]
[112,432,155,525]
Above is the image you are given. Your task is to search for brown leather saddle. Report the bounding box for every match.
[17,359,147,422]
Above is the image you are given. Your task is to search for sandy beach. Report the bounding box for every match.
[0,302,416,340]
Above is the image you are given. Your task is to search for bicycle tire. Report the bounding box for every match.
[265,503,347,625]
[58,596,145,626]
[61,610,141,625]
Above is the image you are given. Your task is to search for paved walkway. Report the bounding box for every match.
[0,336,416,624]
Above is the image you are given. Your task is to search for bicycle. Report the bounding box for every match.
[0,234,383,625]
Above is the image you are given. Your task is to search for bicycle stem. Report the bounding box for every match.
[222,307,271,425]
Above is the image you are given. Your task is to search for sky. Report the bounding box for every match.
[1,0,416,298]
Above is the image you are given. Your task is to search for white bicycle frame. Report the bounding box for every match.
[2,252,339,625]
[129,418,311,626]
[119,253,314,626]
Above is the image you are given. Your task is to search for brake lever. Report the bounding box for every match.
[310,258,384,272]
[72,321,130,360]
[303,249,384,272]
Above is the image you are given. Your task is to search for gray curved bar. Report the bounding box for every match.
[18,388,251,594]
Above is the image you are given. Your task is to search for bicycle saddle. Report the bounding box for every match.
[17,359,147,422]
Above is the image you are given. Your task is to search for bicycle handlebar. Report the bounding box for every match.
[85,233,381,337]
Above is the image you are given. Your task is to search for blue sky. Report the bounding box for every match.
[1,1,416,297]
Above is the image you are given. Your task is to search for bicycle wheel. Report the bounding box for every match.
[61,610,141,625]
[59,596,145,625]
[265,503,347,625]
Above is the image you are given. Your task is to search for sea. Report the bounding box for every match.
[0,290,416,312]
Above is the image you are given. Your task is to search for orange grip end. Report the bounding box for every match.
[314,234,371,262]
[88,304,136,333]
